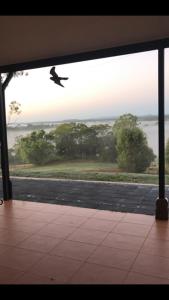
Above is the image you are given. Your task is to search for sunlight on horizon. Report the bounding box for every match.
[4,49,164,123]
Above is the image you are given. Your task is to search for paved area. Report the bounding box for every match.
[1,200,169,284]
[0,177,165,215]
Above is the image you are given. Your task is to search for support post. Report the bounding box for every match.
[0,75,12,200]
[156,48,168,220]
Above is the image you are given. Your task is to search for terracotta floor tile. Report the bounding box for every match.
[0,218,47,234]
[11,201,44,211]
[50,240,96,261]
[114,222,151,237]
[122,213,155,225]
[69,262,128,284]
[0,202,14,216]
[18,234,63,253]
[148,226,169,241]
[53,214,88,227]
[38,223,77,239]
[0,216,16,230]
[132,253,169,279]
[14,272,57,284]
[140,238,169,258]
[153,220,169,228]
[27,202,47,210]
[102,232,145,252]
[0,247,44,271]
[124,271,169,284]
[0,206,15,217]
[65,206,96,217]
[87,245,138,270]
[0,265,24,284]
[0,244,14,255]
[1,200,14,207]
[80,218,117,232]
[67,228,108,245]
[40,204,70,214]
[26,212,61,223]
[0,207,33,219]
[30,254,82,284]
[0,229,32,246]
[12,200,42,208]
[93,210,125,221]
[11,221,47,235]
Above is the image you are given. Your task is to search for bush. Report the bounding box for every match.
[115,125,156,173]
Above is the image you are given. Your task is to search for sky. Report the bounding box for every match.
[4,48,169,123]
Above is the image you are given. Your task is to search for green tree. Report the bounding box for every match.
[50,123,77,159]
[50,123,98,160]
[113,113,138,136]
[113,114,156,172]
[74,124,98,159]
[14,130,55,165]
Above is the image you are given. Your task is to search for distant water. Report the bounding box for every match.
[7,120,169,156]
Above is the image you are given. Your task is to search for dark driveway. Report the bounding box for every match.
[0,177,164,215]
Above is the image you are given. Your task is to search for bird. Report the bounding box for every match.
[50,67,68,87]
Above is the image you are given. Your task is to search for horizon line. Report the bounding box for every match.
[7,114,164,125]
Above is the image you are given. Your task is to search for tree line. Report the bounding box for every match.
[8,114,157,173]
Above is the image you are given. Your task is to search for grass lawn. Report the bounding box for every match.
[8,160,161,184]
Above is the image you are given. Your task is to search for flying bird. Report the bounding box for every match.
[50,67,68,87]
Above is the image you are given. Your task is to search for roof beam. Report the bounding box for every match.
[1,37,169,73]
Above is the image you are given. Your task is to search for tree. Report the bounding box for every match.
[74,124,98,159]
[14,130,55,165]
[8,100,22,124]
[12,122,118,165]
[113,114,156,172]
[97,131,117,162]
[50,123,116,161]
[1,71,28,86]
[113,113,138,137]
[50,123,77,159]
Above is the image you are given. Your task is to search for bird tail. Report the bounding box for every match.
[60,77,68,80]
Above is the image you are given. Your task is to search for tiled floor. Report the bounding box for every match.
[0,200,169,284]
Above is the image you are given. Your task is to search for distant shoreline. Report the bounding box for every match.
[7,114,165,129]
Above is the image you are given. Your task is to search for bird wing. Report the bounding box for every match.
[60,77,69,80]
[50,67,58,77]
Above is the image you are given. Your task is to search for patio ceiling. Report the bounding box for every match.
[0,16,169,68]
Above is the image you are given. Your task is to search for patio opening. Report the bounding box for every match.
[0,50,161,216]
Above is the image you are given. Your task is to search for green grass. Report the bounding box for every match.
[7,160,161,184]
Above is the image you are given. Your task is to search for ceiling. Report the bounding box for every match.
[0,16,169,67]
